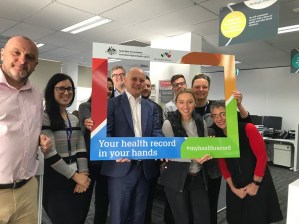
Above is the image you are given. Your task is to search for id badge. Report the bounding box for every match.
[68,162,77,171]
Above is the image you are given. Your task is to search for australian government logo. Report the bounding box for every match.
[106,46,117,55]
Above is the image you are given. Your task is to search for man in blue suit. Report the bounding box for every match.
[101,67,163,224]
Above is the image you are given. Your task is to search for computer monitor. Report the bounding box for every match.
[263,116,282,130]
[250,115,263,125]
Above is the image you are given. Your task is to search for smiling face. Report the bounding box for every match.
[1,36,38,89]
[211,106,226,130]
[111,68,126,89]
[192,78,210,102]
[125,67,145,98]
[54,79,74,109]
[172,77,187,95]
[175,91,196,120]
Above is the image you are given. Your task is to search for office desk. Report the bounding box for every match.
[263,137,295,145]
[263,137,298,171]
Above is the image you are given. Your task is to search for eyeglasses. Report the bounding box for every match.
[211,112,226,120]
[55,86,75,94]
[172,81,186,88]
[112,73,125,78]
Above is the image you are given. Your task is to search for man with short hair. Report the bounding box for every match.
[0,36,51,223]
[111,65,126,97]
[101,67,163,224]
[163,74,187,119]
[142,75,163,127]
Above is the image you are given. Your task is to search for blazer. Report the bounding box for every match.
[101,93,163,179]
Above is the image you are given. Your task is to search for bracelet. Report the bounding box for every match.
[252,180,261,186]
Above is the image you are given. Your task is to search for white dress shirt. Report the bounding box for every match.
[126,91,142,137]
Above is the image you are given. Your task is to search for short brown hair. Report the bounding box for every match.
[191,73,211,88]
[170,74,185,85]
[110,65,126,77]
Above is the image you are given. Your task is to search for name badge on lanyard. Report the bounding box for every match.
[65,115,76,170]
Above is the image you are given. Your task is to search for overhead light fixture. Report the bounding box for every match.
[278,24,299,34]
[235,60,242,64]
[61,16,111,34]
[35,43,44,48]
[292,7,299,13]
[108,59,121,63]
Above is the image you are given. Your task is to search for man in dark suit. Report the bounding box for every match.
[101,67,163,224]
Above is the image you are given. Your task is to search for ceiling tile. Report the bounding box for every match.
[24,2,94,31]
[0,18,18,33]
[199,0,249,14]
[57,0,131,14]
[36,32,84,48]
[0,0,52,20]
[41,47,81,58]
[132,5,217,35]
[2,23,54,40]
[102,0,194,25]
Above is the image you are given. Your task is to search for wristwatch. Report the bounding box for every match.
[252,180,261,186]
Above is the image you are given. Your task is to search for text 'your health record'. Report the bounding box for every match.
[98,139,177,148]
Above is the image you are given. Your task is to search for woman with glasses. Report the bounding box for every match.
[191,73,251,224]
[42,73,90,224]
[160,88,212,224]
[210,100,282,224]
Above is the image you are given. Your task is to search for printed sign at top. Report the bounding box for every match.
[219,0,278,46]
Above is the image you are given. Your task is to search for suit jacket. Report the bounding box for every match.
[101,93,163,179]
[148,98,163,128]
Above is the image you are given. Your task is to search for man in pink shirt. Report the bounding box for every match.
[0,36,51,223]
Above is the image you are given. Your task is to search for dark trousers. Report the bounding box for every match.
[207,176,222,224]
[80,164,109,224]
[145,176,158,224]
[164,174,210,224]
[43,167,87,224]
[164,199,175,224]
[108,164,150,224]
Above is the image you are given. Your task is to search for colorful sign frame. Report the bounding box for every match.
[90,43,239,160]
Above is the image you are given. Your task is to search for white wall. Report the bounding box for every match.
[150,33,202,103]
[30,59,62,94]
[206,66,299,130]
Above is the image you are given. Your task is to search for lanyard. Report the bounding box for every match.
[65,115,73,164]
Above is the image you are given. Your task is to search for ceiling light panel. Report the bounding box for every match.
[61,16,111,34]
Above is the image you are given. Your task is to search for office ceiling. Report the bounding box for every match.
[0,0,298,72]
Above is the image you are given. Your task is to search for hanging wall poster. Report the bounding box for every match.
[219,0,278,46]
[291,49,299,74]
